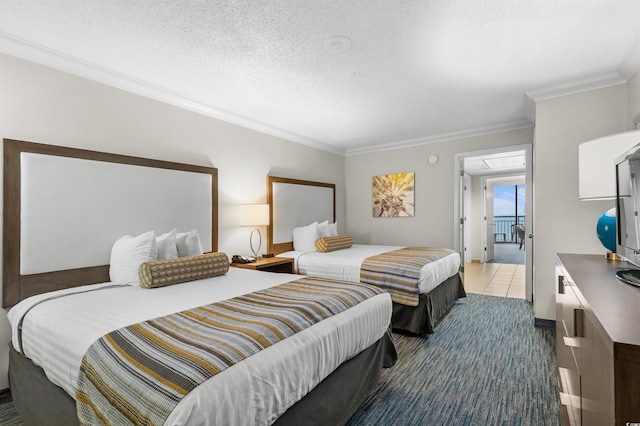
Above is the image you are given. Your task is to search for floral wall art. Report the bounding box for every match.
[372,172,415,217]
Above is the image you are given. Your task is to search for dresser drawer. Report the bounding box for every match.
[556,268,582,426]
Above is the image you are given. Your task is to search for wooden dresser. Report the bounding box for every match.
[555,254,640,426]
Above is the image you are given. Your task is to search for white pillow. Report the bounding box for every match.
[109,231,157,285]
[317,220,331,238]
[176,230,204,257]
[328,221,338,237]
[293,222,319,252]
[156,229,178,260]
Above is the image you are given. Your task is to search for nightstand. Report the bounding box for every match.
[230,257,294,274]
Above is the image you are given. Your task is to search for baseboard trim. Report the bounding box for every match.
[534,318,555,329]
[0,387,12,404]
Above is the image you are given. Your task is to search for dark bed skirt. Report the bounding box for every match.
[391,272,466,336]
[9,331,397,426]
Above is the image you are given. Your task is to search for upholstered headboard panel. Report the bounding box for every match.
[3,139,218,307]
[266,176,335,255]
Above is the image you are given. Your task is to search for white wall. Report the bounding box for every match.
[533,84,628,321]
[0,53,345,389]
[344,128,533,248]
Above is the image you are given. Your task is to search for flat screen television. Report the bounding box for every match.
[616,143,640,270]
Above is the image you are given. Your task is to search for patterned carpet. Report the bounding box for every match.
[0,388,21,426]
[0,294,558,425]
[348,294,559,425]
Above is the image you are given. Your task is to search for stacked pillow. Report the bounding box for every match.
[292,222,320,252]
[292,220,341,252]
[156,229,179,260]
[109,231,158,285]
[176,229,204,257]
[109,229,205,285]
[318,220,338,238]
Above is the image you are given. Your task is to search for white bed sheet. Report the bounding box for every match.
[281,244,461,294]
[7,267,392,426]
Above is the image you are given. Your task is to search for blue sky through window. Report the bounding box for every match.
[494,184,525,216]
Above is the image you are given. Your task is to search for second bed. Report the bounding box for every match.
[279,243,465,335]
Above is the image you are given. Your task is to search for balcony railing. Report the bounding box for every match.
[493,216,525,243]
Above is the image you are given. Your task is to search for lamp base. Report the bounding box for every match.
[606,251,623,262]
[249,227,262,259]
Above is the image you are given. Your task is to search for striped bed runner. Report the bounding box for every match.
[360,247,456,307]
[76,277,384,426]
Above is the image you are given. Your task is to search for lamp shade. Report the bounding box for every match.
[239,204,269,226]
[579,130,640,200]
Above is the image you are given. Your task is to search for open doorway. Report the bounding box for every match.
[486,177,525,265]
[453,145,532,302]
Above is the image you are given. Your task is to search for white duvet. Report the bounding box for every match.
[7,267,392,426]
[280,244,461,294]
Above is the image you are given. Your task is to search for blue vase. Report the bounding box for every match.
[596,208,617,252]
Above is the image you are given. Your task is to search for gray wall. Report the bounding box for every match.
[0,53,346,389]
[533,83,631,320]
[1,50,639,390]
[345,72,640,323]
[344,128,534,247]
[630,69,640,127]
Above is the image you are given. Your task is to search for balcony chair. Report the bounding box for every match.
[515,225,525,250]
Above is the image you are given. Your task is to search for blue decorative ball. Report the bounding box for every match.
[596,208,617,252]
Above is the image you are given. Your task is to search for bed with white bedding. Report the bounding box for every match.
[282,244,460,293]
[281,244,465,335]
[3,139,397,426]
[267,176,466,336]
[8,267,394,425]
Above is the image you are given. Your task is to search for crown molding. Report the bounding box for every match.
[3,30,638,158]
[525,29,640,102]
[0,32,345,156]
[618,31,640,80]
[525,72,626,102]
[344,120,534,156]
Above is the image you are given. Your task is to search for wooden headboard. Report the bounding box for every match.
[3,139,218,307]
[266,176,335,255]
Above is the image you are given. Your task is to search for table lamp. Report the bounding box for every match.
[239,204,269,259]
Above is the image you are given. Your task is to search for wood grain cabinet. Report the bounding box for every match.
[556,254,640,426]
[555,269,583,425]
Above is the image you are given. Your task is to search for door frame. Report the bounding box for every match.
[453,144,533,302]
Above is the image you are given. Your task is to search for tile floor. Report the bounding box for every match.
[463,262,526,299]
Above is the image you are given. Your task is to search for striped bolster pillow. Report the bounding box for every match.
[315,235,353,252]
[139,252,229,288]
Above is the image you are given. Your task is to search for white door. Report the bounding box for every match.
[524,147,533,303]
[463,173,471,266]
[484,181,495,262]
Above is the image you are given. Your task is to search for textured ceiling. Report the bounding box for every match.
[1,1,640,155]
